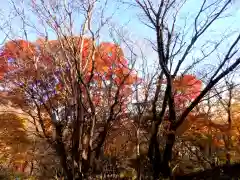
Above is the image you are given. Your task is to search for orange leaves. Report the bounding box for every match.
[172,75,202,107]
[0,40,37,80]
[96,42,126,66]
[94,43,127,72]
[213,138,225,147]
[55,82,63,92]
[0,37,135,84]
[0,36,138,114]
[43,117,53,136]
[3,40,36,59]
[173,75,202,98]
[93,42,130,83]
[162,74,202,107]
[0,65,7,80]
[125,74,139,85]
[81,38,94,60]
[79,40,137,109]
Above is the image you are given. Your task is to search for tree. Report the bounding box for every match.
[0,0,140,176]
[0,34,138,178]
[134,0,240,178]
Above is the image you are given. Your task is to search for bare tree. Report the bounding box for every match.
[133,0,240,178]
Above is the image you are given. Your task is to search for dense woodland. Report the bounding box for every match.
[0,0,240,179]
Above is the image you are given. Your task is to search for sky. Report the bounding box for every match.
[111,0,240,80]
[0,1,239,48]
[0,0,240,80]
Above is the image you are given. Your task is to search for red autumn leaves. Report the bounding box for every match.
[0,37,138,110]
[0,37,202,110]
[173,75,202,106]
[0,37,137,83]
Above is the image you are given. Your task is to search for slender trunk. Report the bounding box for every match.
[53,123,73,180]
[72,80,85,176]
[136,128,141,180]
[148,133,162,179]
[95,123,109,159]
[161,132,175,178]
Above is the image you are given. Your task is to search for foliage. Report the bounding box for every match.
[0,37,138,114]
[1,0,240,179]
[0,35,139,179]
[0,112,30,173]
[173,75,202,107]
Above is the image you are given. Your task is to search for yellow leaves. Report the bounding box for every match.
[231,103,240,122]
[120,169,137,179]
[0,112,31,173]
[0,114,29,153]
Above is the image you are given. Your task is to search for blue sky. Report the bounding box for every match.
[0,0,240,79]
[110,1,240,75]
[0,1,239,45]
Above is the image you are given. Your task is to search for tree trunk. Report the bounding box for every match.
[54,124,73,180]
[148,134,162,179]
[55,140,73,180]
[161,133,175,178]
[148,124,176,179]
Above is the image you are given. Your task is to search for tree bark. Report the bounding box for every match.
[54,125,73,180]
[148,134,162,179]
[161,132,176,178]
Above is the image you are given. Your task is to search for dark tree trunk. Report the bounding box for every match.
[148,134,162,179]
[53,123,74,180]
[161,133,176,178]
[175,163,240,180]
[148,133,176,179]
